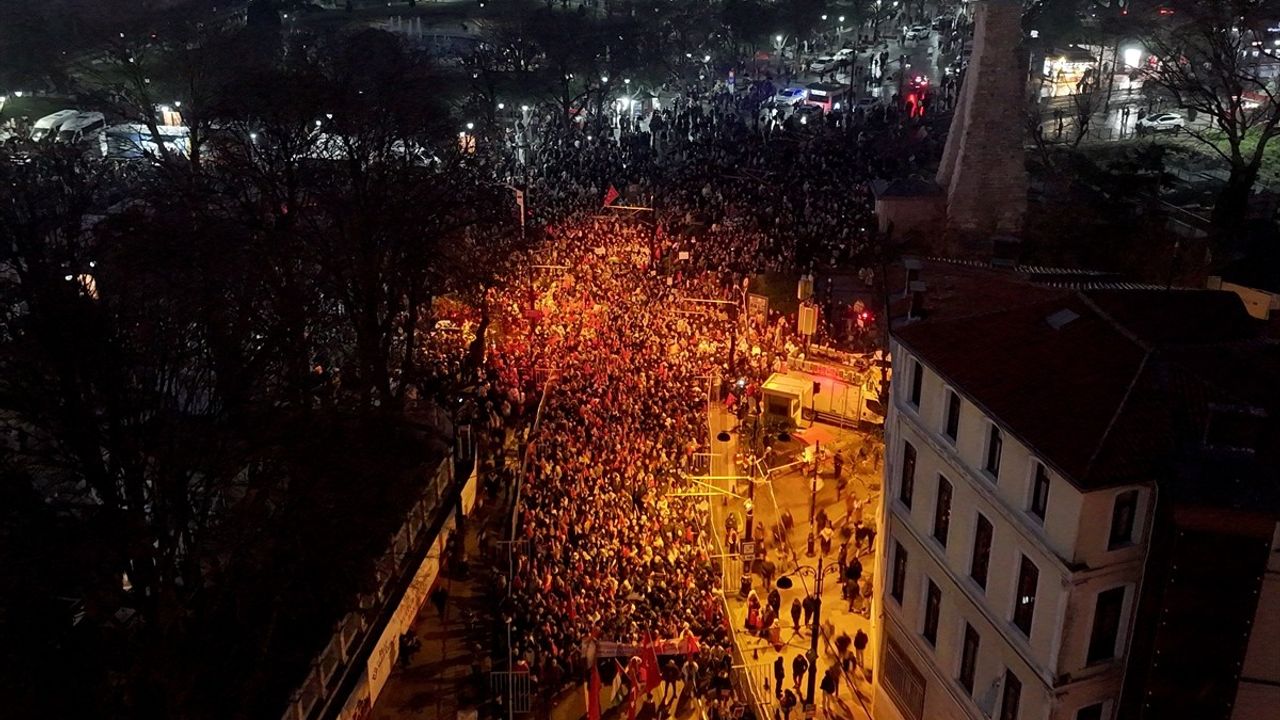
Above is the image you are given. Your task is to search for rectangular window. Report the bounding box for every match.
[1076,704,1104,720]
[923,580,941,646]
[883,638,926,720]
[909,359,923,406]
[1030,463,1050,521]
[959,623,980,694]
[1087,586,1125,663]
[891,541,908,603]
[932,476,952,547]
[985,424,1002,478]
[1108,490,1139,549]
[1012,555,1039,638]
[970,514,993,590]
[944,390,961,441]
[999,669,1022,720]
[899,441,917,508]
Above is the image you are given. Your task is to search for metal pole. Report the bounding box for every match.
[740,447,754,598]
[807,441,818,556]
[806,556,824,713]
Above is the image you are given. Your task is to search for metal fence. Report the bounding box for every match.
[279,452,458,720]
[490,671,532,714]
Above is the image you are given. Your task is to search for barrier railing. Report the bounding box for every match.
[279,446,460,720]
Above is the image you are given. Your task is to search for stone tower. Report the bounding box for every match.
[936,0,1028,234]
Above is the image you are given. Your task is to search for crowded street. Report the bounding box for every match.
[359,5,947,716]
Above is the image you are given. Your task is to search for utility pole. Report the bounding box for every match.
[806,556,825,716]
[739,410,757,599]
[807,439,819,557]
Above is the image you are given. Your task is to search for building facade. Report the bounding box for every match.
[871,287,1279,720]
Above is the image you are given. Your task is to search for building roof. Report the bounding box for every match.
[894,288,1273,492]
[763,372,814,397]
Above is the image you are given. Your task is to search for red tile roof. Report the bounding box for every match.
[894,288,1264,490]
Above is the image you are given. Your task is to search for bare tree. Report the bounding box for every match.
[1142,0,1280,234]
[1071,83,1103,148]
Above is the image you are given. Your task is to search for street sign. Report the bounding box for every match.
[741,541,755,561]
[748,293,769,325]
[798,304,817,335]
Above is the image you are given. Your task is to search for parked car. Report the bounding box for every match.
[907,25,930,41]
[792,104,825,127]
[772,87,808,106]
[854,96,881,111]
[834,48,856,61]
[1136,112,1186,133]
[809,56,840,74]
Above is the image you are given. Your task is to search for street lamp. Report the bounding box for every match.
[735,407,762,599]
[776,558,843,716]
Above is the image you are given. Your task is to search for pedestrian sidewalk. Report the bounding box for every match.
[708,405,882,720]
[371,443,515,720]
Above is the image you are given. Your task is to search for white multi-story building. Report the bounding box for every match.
[871,281,1280,720]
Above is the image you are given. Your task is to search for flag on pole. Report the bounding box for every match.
[602,185,620,207]
[625,657,642,720]
[587,664,602,720]
[642,633,662,693]
[611,659,624,702]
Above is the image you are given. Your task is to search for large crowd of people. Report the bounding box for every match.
[502,74,942,277]
[468,64,942,715]
[484,217,737,711]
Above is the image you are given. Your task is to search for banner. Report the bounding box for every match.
[592,635,701,658]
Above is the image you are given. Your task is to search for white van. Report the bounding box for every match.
[100,123,190,159]
[30,109,81,141]
[56,112,106,144]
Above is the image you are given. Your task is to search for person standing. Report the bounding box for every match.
[661,658,680,703]
[781,688,798,719]
[802,593,817,628]
[835,632,852,671]
[820,666,838,712]
[854,629,869,668]
[773,655,785,698]
[683,656,700,699]
[792,652,809,691]
[761,557,777,591]
[790,597,803,633]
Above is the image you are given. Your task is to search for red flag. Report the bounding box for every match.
[587,664,602,720]
[602,185,620,207]
[567,585,576,622]
[642,633,662,693]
